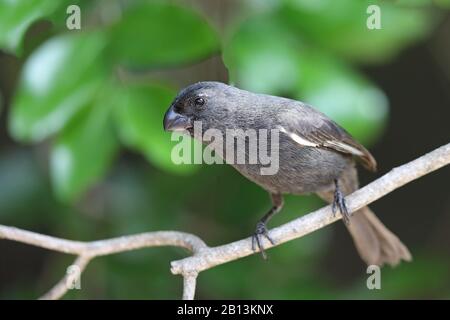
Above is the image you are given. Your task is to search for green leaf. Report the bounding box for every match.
[47,0,90,30]
[9,32,109,142]
[50,97,118,202]
[113,83,199,175]
[282,0,435,63]
[296,52,388,144]
[0,0,90,55]
[223,13,302,94]
[0,0,58,54]
[224,11,388,145]
[109,1,220,67]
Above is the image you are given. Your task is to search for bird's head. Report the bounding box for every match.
[163,81,236,135]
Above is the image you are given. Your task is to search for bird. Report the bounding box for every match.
[163,81,411,266]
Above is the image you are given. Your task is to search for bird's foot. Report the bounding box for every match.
[251,221,275,260]
[332,185,350,225]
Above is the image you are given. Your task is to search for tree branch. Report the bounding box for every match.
[1,142,449,299]
[171,142,450,276]
[182,272,198,300]
[39,255,91,300]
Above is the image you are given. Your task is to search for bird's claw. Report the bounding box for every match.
[333,187,350,225]
[251,221,275,259]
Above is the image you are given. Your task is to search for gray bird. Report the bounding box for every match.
[163,81,411,266]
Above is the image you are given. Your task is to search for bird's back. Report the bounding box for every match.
[224,92,355,195]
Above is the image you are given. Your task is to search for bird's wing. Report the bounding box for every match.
[279,105,377,171]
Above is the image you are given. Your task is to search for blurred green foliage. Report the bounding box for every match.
[4,0,220,201]
[0,0,439,201]
[0,0,449,299]
[109,2,219,67]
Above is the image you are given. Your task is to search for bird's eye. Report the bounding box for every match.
[194,97,205,107]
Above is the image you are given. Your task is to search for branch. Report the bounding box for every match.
[39,255,91,300]
[182,272,198,300]
[1,142,449,299]
[0,229,207,300]
[171,142,450,276]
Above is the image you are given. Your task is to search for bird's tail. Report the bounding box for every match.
[317,166,412,267]
[344,207,411,266]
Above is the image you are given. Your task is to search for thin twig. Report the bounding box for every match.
[182,272,198,300]
[1,142,449,299]
[0,229,207,299]
[39,255,92,300]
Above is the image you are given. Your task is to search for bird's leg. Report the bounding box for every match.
[332,179,350,225]
[252,193,284,259]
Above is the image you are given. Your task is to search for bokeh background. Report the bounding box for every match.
[0,0,450,299]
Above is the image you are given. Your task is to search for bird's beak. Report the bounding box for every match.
[163,106,192,132]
